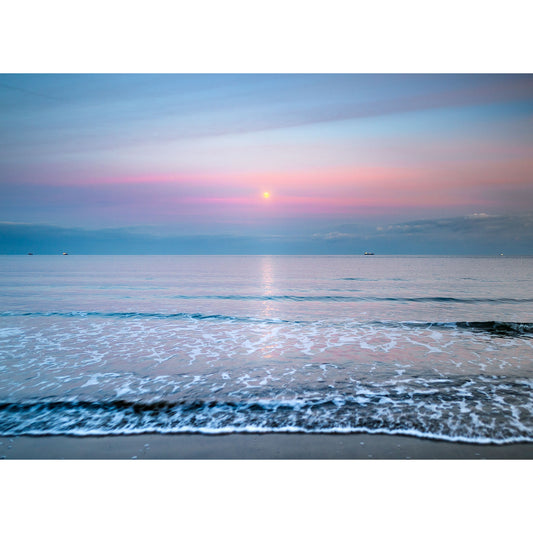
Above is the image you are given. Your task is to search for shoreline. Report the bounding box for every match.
[1,432,532,459]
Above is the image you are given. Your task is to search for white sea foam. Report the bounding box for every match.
[1,255,533,442]
[0,328,24,338]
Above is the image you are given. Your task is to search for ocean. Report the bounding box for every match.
[0,254,532,444]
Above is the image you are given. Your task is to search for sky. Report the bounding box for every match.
[1,74,532,254]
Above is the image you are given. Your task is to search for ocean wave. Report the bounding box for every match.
[2,310,532,337]
[452,321,533,336]
[1,380,531,444]
[0,310,297,325]
[168,294,533,304]
[383,320,533,337]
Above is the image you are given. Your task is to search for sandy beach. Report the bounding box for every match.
[1,432,532,459]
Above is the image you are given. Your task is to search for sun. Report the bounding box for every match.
[263,191,270,199]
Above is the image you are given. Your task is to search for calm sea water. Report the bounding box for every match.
[0,255,532,443]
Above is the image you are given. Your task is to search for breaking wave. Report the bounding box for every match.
[1,310,532,337]
[0,374,531,444]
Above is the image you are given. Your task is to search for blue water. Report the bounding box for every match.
[0,255,532,443]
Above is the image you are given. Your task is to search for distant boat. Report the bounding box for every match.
[27,252,33,255]
[364,252,375,255]
[62,252,68,255]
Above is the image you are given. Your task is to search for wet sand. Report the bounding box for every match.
[1,432,532,459]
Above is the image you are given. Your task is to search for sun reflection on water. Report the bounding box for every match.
[260,256,276,358]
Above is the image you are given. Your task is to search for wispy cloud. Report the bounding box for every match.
[1,75,532,237]
[3,213,532,255]
[2,75,532,156]
[374,213,533,238]
[312,232,357,240]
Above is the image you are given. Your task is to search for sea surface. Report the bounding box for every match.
[0,255,532,444]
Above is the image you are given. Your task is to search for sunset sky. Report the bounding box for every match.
[1,74,532,253]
